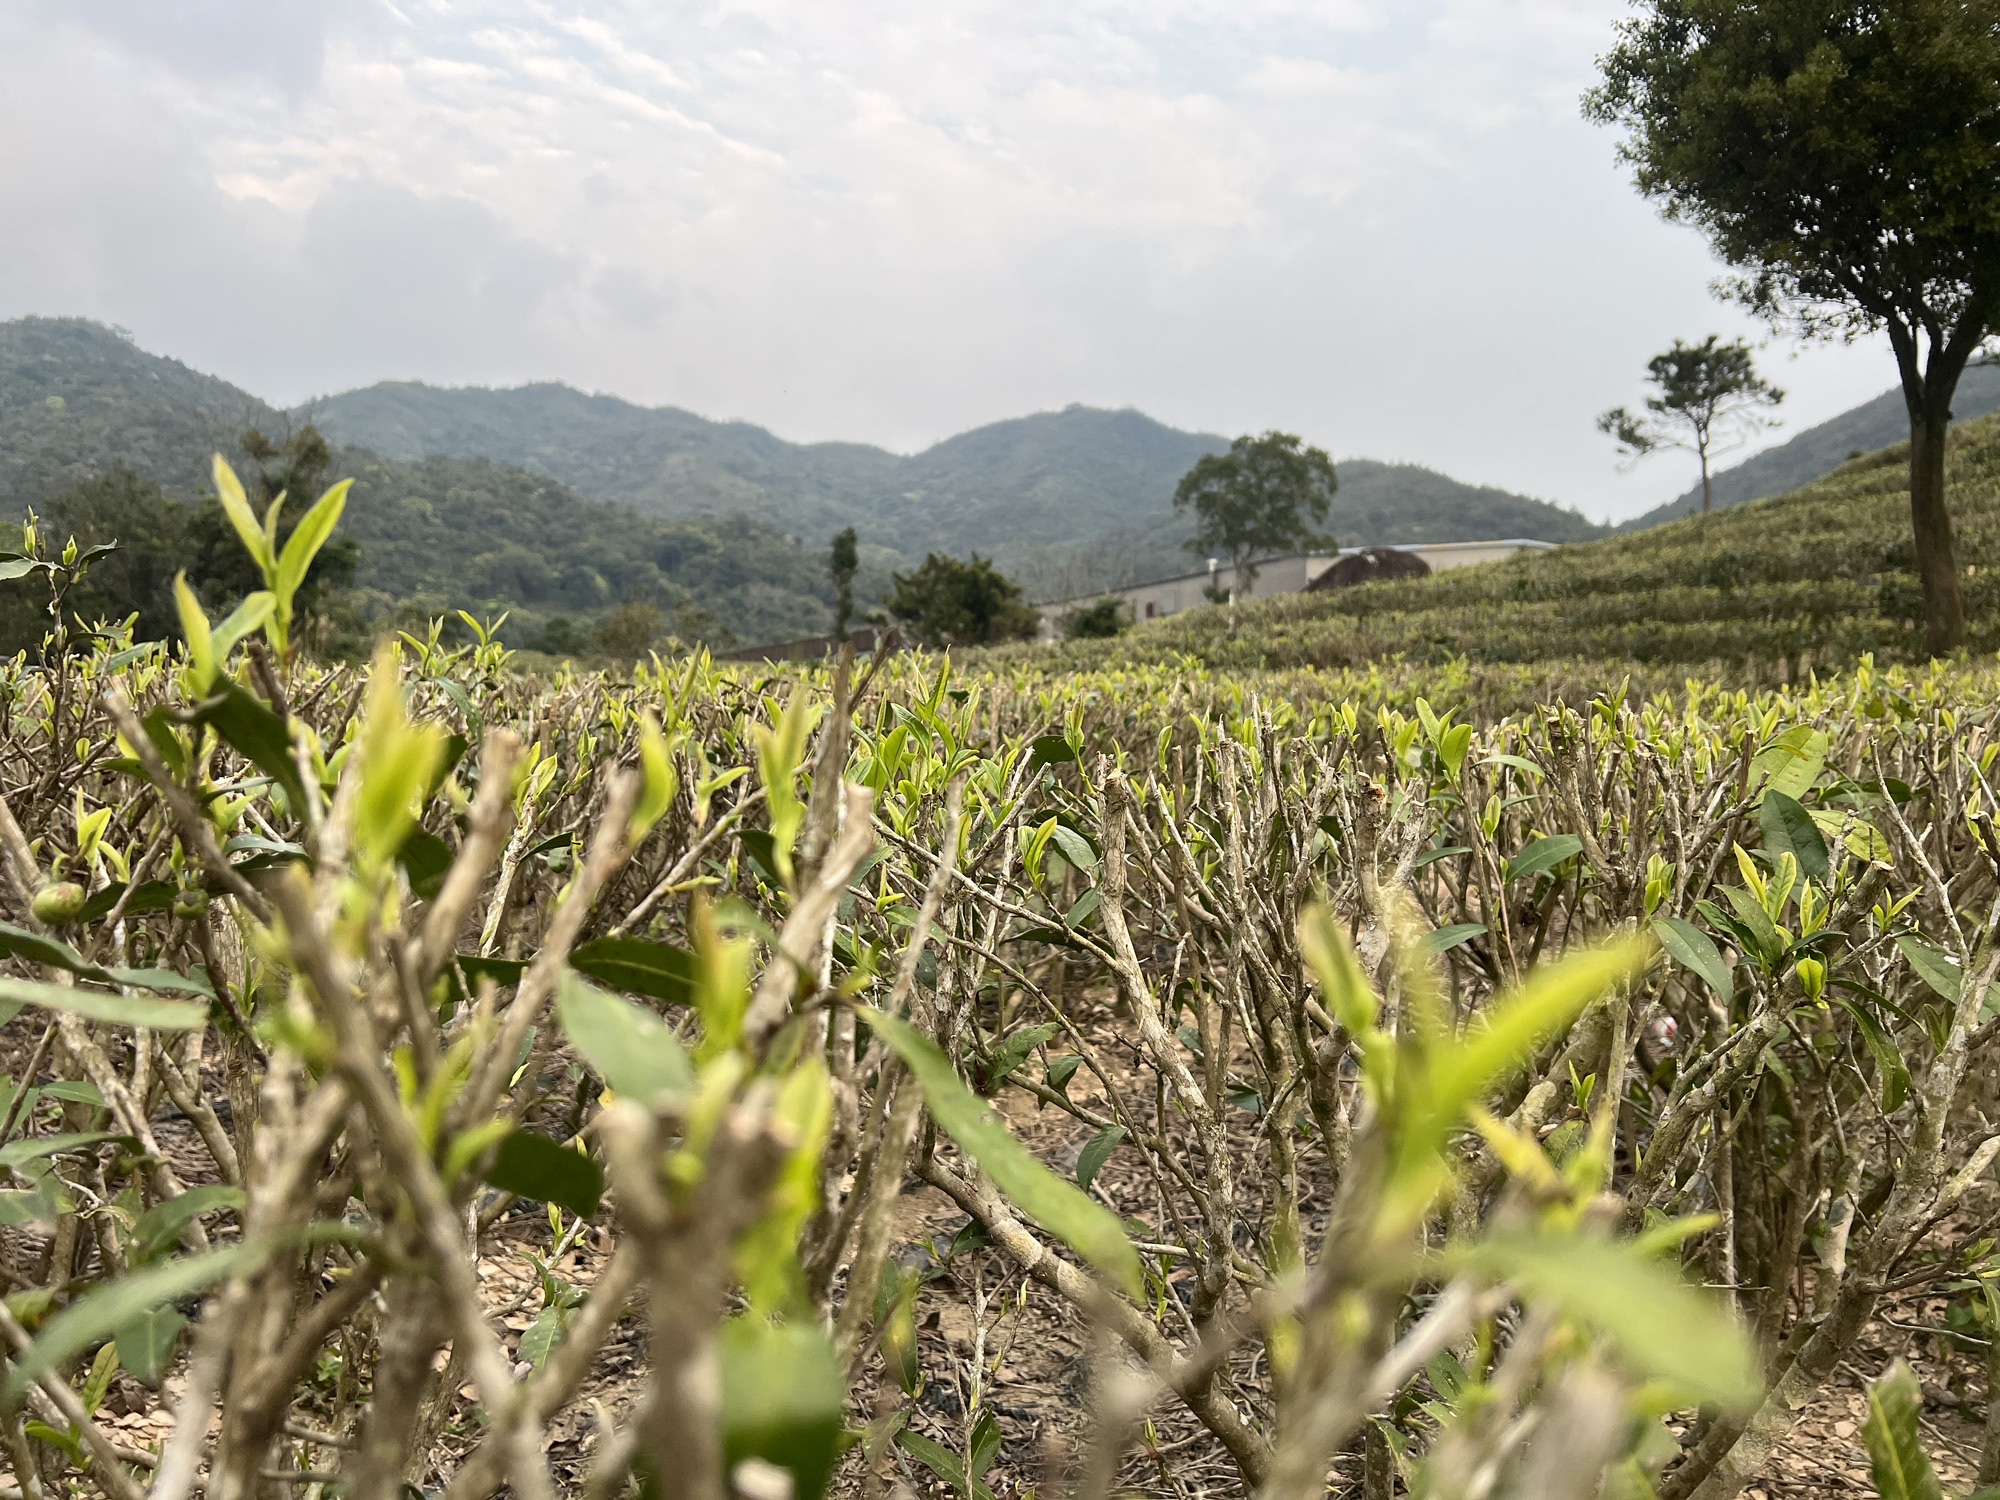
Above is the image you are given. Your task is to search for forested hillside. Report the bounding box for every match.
[0,317,277,503]
[306,377,1609,587]
[0,319,837,647]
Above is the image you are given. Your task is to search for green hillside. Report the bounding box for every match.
[0,319,837,647]
[300,378,904,544]
[1038,411,2000,674]
[305,382,1607,593]
[1617,363,2000,531]
[1,317,280,502]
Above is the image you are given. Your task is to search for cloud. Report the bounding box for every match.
[0,0,1897,518]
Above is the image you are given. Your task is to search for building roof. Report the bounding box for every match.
[1033,540,1558,608]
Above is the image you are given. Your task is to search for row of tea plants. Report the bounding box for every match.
[0,467,1995,1499]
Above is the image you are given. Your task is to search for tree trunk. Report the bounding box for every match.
[1908,401,1966,655]
[1700,450,1713,514]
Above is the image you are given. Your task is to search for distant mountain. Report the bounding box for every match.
[0,318,836,645]
[299,379,904,544]
[1,317,281,505]
[304,382,1607,595]
[1618,363,2000,533]
[0,316,1606,643]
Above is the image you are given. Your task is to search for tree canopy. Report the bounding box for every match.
[1598,336,1783,513]
[1587,0,2000,650]
[829,526,859,642]
[887,553,1039,648]
[1172,431,1337,592]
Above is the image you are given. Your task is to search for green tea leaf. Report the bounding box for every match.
[1652,916,1731,1000]
[1423,923,1487,957]
[517,1305,570,1372]
[482,1130,603,1219]
[445,954,526,1006]
[0,1131,133,1170]
[273,479,351,603]
[555,971,694,1106]
[1895,934,1961,1001]
[0,922,93,974]
[132,1185,246,1264]
[397,832,454,901]
[721,1318,845,1500]
[3,1240,266,1407]
[1438,723,1474,779]
[1028,735,1078,768]
[191,680,308,817]
[1047,825,1098,873]
[114,1306,187,1385]
[1812,808,1894,867]
[1759,790,1829,882]
[0,977,209,1031]
[569,936,699,1008]
[738,829,782,886]
[969,1408,1003,1479]
[1719,886,1785,970]
[1830,997,1911,1114]
[1462,1231,1758,1409]
[1427,937,1652,1129]
[1045,1054,1083,1098]
[864,1007,1140,1295]
[1504,834,1583,884]
[38,1080,104,1108]
[77,881,176,924]
[1753,726,1828,804]
[1860,1361,1943,1500]
[352,654,448,870]
[897,1429,990,1500]
[99,966,214,998]
[210,591,274,661]
[210,455,270,569]
[985,1022,1060,1092]
[1076,1124,1127,1193]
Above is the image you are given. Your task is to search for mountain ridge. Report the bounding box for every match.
[0,317,839,646]
[300,378,1610,595]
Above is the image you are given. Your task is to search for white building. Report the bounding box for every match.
[1034,540,1556,640]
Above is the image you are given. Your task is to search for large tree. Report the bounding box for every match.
[1173,431,1336,599]
[887,552,1038,648]
[1587,0,2000,653]
[1598,336,1783,513]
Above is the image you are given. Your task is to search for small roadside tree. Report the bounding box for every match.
[828,526,858,642]
[1173,431,1336,598]
[888,553,1038,648]
[1598,336,1783,513]
[1587,0,2000,653]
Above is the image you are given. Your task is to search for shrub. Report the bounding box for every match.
[1063,596,1128,638]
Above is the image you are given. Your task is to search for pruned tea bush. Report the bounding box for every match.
[0,462,1995,1498]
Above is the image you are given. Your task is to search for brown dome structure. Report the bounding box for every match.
[1306,547,1432,591]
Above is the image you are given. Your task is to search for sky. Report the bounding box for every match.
[0,0,1903,522]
